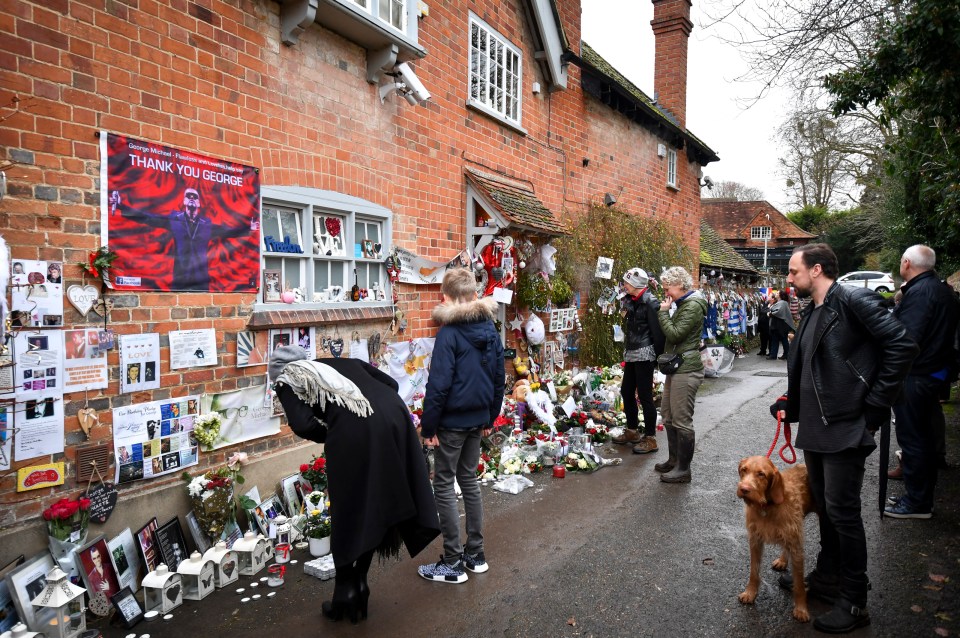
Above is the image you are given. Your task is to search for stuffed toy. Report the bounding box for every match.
[524,314,545,346]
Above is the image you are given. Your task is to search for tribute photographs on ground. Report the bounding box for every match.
[280,474,312,517]
[248,494,283,537]
[77,536,121,604]
[118,333,161,394]
[9,259,63,327]
[200,384,279,451]
[135,518,160,575]
[107,528,142,592]
[100,131,261,293]
[112,396,200,484]
[169,328,218,369]
[4,552,56,630]
[184,511,211,554]
[153,517,188,572]
[110,586,144,628]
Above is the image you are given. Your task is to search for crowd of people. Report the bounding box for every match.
[267,243,958,634]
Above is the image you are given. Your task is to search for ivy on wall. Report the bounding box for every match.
[556,203,693,367]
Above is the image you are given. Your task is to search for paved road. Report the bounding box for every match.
[98,354,959,637]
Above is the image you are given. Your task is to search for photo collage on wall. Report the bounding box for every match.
[112,396,200,484]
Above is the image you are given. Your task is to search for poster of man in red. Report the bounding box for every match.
[101,132,261,292]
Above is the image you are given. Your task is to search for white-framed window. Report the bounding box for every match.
[260,187,392,307]
[666,149,678,188]
[750,226,772,240]
[468,13,522,126]
[379,0,405,31]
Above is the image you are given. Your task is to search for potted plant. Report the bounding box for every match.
[299,454,328,492]
[303,509,331,557]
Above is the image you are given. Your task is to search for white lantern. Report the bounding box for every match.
[232,531,271,576]
[176,552,216,601]
[29,567,85,638]
[141,563,182,614]
[0,622,43,638]
[202,541,239,588]
[273,516,292,564]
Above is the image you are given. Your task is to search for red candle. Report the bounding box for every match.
[552,464,565,478]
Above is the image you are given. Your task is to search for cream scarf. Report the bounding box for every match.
[276,360,373,418]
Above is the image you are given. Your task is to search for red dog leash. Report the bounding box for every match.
[766,410,797,464]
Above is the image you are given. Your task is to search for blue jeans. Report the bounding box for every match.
[893,375,943,512]
[804,447,871,607]
[433,427,484,563]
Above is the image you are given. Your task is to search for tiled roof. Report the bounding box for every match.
[701,199,816,241]
[466,168,569,235]
[700,221,758,273]
[576,42,719,165]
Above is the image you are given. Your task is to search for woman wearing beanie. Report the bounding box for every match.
[613,267,665,455]
[655,266,708,483]
[269,346,440,623]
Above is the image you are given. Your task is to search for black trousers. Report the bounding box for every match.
[621,360,657,436]
[757,319,770,354]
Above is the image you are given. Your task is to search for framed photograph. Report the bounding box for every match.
[263,270,281,302]
[107,528,142,592]
[361,239,375,259]
[595,256,614,279]
[110,586,144,628]
[249,494,283,536]
[153,517,188,572]
[280,474,311,517]
[4,551,56,630]
[184,510,211,555]
[77,536,121,601]
[236,330,268,368]
[135,518,160,575]
[0,556,26,632]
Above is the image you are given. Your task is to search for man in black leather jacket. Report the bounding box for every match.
[770,243,917,634]
[886,245,960,519]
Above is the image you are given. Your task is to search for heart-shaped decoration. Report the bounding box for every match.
[89,591,112,616]
[330,338,344,358]
[166,583,181,602]
[77,407,99,437]
[87,481,119,524]
[222,560,236,578]
[66,284,100,316]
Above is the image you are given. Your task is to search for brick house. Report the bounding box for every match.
[0,0,716,556]
[701,199,816,277]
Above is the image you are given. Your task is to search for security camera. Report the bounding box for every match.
[395,62,431,103]
[703,176,714,189]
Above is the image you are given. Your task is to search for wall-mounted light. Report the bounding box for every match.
[657,143,667,158]
[604,192,617,207]
[532,81,541,94]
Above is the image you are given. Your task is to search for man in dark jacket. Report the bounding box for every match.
[886,245,960,519]
[613,267,665,454]
[771,243,917,633]
[418,267,505,584]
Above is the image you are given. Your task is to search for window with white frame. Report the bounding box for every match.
[666,149,678,188]
[750,226,772,240]
[260,188,391,306]
[379,0,405,30]
[468,14,522,125]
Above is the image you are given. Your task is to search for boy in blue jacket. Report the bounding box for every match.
[418,267,505,584]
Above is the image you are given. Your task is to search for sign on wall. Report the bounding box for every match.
[100,132,261,292]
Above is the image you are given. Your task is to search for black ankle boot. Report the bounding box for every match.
[813,599,870,633]
[322,565,362,624]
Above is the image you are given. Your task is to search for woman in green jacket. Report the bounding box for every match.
[655,266,708,483]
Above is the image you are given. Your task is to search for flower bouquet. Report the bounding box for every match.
[477,450,500,481]
[300,454,328,492]
[303,509,331,539]
[587,420,610,444]
[185,469,236,542]
[192,412,223,451]
[43,496,91,580]
[564,450,600,473]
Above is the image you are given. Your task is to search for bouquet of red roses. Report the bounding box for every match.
[300,454,327,492]
[43,496,91,542]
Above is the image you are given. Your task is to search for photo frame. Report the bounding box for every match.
[135,518,159,575]
[236,330,268,368]
[153,517,188,572]
[77,535,121,601]
[595,256,614,279]
[361,239,375,259]
[107,528,142,592]
[279,474,311,517]
[110,586,144,628]
[263,270,281,303]
[184,510,211,555]
[5,551,56,630]
[249,494,283,537]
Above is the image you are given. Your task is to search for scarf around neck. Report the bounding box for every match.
[276,360,373,418]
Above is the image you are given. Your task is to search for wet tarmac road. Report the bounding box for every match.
[96,354,959,637]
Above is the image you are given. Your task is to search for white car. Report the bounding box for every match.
[837,271,896,293]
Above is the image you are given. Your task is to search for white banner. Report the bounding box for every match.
[382,338,435,404]
[395,247,470,285]
[201,382,280,450]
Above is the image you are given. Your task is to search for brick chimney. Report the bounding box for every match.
[651,0,693,128]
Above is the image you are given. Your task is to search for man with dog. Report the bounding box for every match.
[770,243,917,633]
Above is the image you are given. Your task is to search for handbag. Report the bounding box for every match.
[657,352,683,375]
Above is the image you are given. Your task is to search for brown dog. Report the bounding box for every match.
[736,456,816,622]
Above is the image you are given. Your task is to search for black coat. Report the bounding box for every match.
[622,290,665,354]
[275,358,440,567]
[784,282,918,425]
[894,270,960,376]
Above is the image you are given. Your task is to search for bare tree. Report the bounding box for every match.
[703,180,765,201]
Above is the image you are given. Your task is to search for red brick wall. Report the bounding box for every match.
[0,0,704,522]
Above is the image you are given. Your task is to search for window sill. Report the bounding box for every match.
[248,303,395,329]
[466,101,528,136]
[666,184,680,192]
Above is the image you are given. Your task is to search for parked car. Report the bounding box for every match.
[837,271,896,293]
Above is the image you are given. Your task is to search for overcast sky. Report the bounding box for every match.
[581,0,792,212]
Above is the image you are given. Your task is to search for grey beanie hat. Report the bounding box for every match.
[623,267,649,289]
[269,345,309,381]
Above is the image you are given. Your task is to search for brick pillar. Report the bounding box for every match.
[651,0,693,128]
